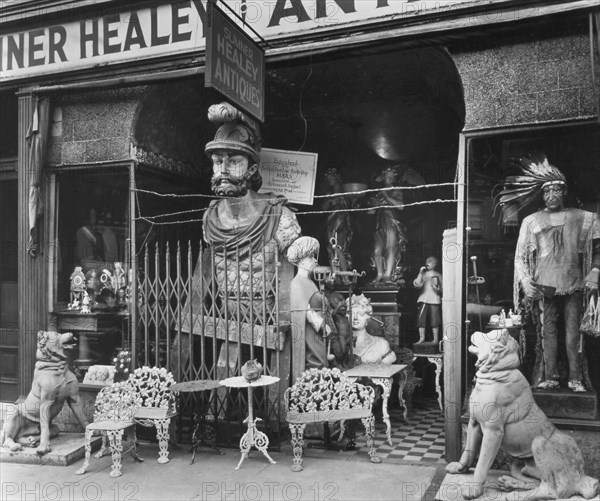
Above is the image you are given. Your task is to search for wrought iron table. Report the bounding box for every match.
[171,380,223,464]
[219,375,280,470]
[344,363,407,446]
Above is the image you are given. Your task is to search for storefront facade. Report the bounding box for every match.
[1,0,599,467]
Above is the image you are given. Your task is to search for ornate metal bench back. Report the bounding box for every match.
[94,382,139,422]
[285,367,375,419]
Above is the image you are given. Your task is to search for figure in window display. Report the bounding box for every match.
[496,154,600,392]
[413,256,443,345]
[319,167,354,278]
[287,236,334,383]
[116,287,128,309]
[76,208,105,268]
[84,270,100,309]
[368,165,408,285]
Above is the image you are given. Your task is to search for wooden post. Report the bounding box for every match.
[17,93,47,396]
[129,162,137,369]
[442,133,466,462]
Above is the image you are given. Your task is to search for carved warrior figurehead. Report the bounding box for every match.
[205,102,263,196]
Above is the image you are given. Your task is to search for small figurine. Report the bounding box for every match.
[116,287,128,308]
[69,266,86,306]
[499,309,506,327]
[80,291,91,314]
[413,256,443,344]
[113,262,126,293]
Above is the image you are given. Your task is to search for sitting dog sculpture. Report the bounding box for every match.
[446,329,598,500]
[1,331,89,455]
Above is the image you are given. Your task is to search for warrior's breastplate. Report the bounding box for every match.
[213,240,279,300]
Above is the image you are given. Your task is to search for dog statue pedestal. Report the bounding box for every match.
[0,433,100,466]
[533,388,598,421]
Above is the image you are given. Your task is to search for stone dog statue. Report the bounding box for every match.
[446,329,598,500]
[1,331,89,455]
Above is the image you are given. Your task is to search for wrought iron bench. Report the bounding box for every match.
[285,367,380,471]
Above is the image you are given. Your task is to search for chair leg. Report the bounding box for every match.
[130,426,144,463]
[95,432,108,459]
[107,429,125,477]
[337,420,346,443]
[155,418,171,464]
[289,423,306,472]
[361,415,381,464]
[75,429,94,475]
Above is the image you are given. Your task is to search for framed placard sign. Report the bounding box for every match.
[258,148,318,205]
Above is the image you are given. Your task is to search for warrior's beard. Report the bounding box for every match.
[211,172,252,197]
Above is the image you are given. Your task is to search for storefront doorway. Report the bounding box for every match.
[130,42,466,452]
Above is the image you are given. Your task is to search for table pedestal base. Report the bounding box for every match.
[219,376,280,471]
[190,415,222,465]
[236,416,277,470]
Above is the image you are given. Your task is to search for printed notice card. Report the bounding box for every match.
[258,148,318,205]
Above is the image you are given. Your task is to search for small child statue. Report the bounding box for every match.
[413,256,443,344]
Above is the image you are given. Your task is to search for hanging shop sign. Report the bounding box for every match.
[205,4,264,122]
[1,0,514,82]
[258,148,318,205]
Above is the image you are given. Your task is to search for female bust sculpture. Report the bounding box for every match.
[347,294,396,364]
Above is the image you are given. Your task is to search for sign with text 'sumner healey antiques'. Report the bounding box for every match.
[258,148,318,205]
[1,1,531,82]
[205,3,265,122]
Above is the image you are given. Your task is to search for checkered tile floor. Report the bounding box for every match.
[351,399,446,463]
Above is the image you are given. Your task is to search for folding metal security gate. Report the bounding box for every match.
[135,240,289,448]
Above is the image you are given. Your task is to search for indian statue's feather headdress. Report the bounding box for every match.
[494,153,566,227]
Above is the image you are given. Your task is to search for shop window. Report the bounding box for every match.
[55,169,130,303]
[52,169,130,378]
[466,121,600,395]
